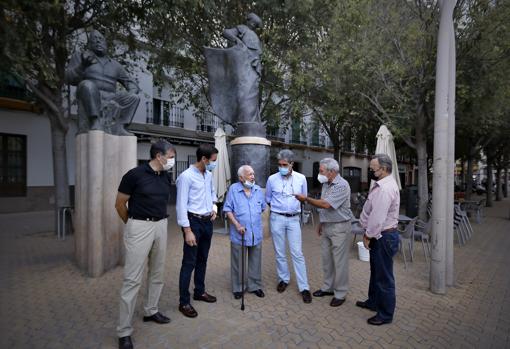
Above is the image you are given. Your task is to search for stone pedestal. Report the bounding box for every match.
[75,130,137,277]
[230,136,271,188]
[230,136,271,238]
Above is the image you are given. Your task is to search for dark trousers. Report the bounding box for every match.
[367,231,399,321]
[178,216,213,305]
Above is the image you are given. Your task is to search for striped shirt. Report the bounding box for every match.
[318,174,353,223]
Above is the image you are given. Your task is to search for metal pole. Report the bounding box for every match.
[446,17,456,287]
[430,0,456,295]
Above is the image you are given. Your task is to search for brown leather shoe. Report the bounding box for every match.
[193,292,217,303]
[330,297,346,307]
[301,290,312,303]
[179,304,198,318]
[277,281,288,293]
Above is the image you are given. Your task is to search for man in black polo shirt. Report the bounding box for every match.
[114,140,175,349]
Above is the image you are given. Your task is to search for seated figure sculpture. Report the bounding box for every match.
[65,30,140,135]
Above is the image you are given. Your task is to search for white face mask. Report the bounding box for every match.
[162,158,175,171]
[317,174,328,184]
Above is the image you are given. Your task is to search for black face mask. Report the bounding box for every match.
[368,169,378,181]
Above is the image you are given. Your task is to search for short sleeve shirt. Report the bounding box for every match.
[318,174,353,223]
[118,163,171,219]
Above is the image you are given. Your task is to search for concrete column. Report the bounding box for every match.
[74,130,137,277]
[430,0,456,295]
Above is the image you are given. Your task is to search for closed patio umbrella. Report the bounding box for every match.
[213,127,231,203]
[374,125,402,190]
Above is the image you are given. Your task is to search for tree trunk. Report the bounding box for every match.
[486,160,493,207]
[333,144,342,170]
[465,154,474,200]
[416,117,429,221]
[459,159,465,191]
[504,168,508,198]
[495,167,502,201]
[48,112,71,230]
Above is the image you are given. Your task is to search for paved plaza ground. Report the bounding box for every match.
[0,198,509,348]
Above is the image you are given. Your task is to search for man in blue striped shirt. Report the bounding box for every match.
[176,144,218,318]
[224,165,267,299]
[266,149,312,303]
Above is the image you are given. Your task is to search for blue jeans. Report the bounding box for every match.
[270,213,309,291]
[178,216,213,305]
[367,231,399,321]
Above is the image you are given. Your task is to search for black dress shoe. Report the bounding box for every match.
[277,281,288,293]
[119,336,133,349]
[251,289,265,298]
[179,304,198,318]
[313,289,334,297]
[356,300,376,311]
[301,290,312,303]
[193,292,217,303]
[330,297,346,307]
[367,315,392,326]
[233,292,243,299]
[143,312,171,324]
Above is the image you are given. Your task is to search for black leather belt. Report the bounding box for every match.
[129,216,166,222]
[188,212,212,220]
[381,228,397,234]
[272,211,300,217]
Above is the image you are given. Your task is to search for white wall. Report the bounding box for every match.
[0,108,78,186]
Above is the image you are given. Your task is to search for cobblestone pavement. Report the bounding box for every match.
[1,198,509,348]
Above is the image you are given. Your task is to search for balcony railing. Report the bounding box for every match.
[147,102,184,128]
[196,111,219,133]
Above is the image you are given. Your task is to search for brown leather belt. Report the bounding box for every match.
[381,228,398,234]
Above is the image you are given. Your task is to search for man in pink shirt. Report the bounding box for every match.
[357,154,400,326]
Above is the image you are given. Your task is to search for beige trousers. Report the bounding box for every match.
[117,218,167,338]
[320,221,351,299]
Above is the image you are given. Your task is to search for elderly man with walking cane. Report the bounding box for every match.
[223,165,267,302]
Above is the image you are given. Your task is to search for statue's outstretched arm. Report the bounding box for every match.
[222,28,242,46]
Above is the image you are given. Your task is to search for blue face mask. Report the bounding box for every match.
[243,180,255,189]
[206,161,217,171]
[279,167,289,176]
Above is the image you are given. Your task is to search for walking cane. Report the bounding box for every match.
[241,233,245,311]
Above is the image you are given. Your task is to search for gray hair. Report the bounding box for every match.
[372,153,393,173]
[319,158,339,173]
[237,165,253,177]
[277,149,294,163]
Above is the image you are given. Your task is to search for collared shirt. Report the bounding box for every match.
[223,182,266,246]
[176,165,217,227]
[118,163,171,219]
[318,174,353,223]
[359,175,400,239]
[265,171,307,214]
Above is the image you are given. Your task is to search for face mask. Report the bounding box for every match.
[317,174,328,184]
[162,158,175,171]
[206,161,217,171]
[369,168,379,180]
[279,167,289,176]
[243,180,255,189]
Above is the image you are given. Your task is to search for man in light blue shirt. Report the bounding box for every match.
[224,165,267,299]
[266,149,312,303]
[176,144,218,318]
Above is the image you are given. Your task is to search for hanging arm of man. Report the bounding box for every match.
[225,212,246,235]
[115,192,130,224]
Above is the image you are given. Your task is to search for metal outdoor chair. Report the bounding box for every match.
[414,218,431,262]
[398,216,418,269]
[351,221,365,245]
[301,202,315,227]
[454,204,473,245]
